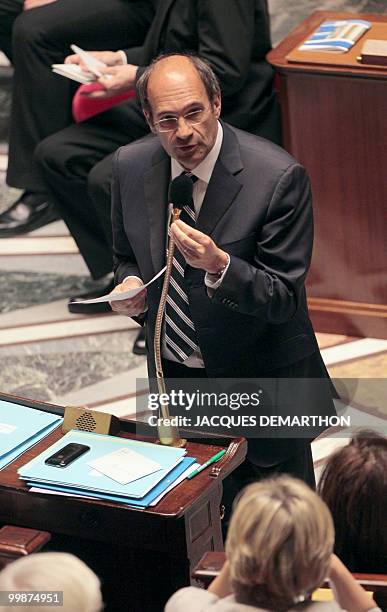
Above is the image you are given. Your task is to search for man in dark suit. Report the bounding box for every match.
[31,0,281,313]
[0,0,154,234]
[110,53,336,499]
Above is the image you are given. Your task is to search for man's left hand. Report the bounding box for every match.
[24,0,56,9]
[170,220,228,274]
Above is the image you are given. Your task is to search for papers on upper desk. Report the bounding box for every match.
[52,64,95,84]
[76,265,167,304]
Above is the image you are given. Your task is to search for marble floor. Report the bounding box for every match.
[0,0,386,475]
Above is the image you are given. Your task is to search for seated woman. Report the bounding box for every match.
[318,430,387,574]
[166,476,381,611]
[0,552,103,611]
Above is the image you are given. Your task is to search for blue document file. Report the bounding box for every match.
[298,20,371,53]
[0,421,62,470]
[19,429,187,499]
[26,456,196,508]
[0,400,63,470]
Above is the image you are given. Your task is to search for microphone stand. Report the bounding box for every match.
[153,206,186,447]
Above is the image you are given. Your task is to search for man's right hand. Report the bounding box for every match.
[64,50,125,70]
[109,278,147,317]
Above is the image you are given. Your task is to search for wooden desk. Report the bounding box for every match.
[268,12,387,339]
[0,394,247,612]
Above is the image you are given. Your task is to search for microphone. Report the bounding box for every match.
[168,173,193,212]
[153,175,193,447]
[168,173,194,228]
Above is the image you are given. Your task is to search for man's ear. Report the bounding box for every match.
[144,110,157,134]
[213,93,221,119]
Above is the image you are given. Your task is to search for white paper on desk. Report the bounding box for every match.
[88,448,162,485]
[77,265,167,304]
[29,487,94,500]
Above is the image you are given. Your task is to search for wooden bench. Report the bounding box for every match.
[0,525,51,569]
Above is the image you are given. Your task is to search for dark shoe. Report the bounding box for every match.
[68,279,114,314]
[133,327,146,355]
[0,191,59,236]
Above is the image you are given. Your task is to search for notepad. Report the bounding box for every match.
[52,64,95,84]
[359,39,387,65]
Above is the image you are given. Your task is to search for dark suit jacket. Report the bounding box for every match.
[112,122,324,376]
[112,123,337,464]
[124,0,281,142]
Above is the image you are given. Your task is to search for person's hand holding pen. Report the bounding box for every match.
[64,46,139,98]
[65,50,124,69]
[92,64,138,98]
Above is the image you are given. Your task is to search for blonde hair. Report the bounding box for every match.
[0,552,103,612]
[225,476,334,610]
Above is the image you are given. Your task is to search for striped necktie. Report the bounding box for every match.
[165,173,199,362]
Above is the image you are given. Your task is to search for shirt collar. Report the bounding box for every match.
[171,121,223,184]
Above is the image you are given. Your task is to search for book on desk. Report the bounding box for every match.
[298,19,371,53]
[285,15,387,72]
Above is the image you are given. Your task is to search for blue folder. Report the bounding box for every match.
[26,456,196,508]
[19,429,187,499]
[0,400,63,470]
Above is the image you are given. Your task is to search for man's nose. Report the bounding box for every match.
[175,116,193,138]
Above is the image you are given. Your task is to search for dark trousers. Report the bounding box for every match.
[35,102,150,279]
[0,0,22,61]
[5,0,154,191]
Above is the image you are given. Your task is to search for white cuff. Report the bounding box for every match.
[204,254,230,290]
[123,275,143,285]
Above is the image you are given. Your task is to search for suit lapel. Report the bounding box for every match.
[196,124,244,236]
[143,124,243,273]
[144,149,170,275]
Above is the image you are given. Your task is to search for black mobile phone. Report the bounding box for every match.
[44,443,90,468]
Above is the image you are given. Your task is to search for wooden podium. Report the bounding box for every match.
[0,394,246,612]
[268,12,387,339]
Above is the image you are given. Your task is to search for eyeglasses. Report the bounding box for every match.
[154,108,207,133]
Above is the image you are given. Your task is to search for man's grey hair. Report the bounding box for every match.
[137,53,221,116]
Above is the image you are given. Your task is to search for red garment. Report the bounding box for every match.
[72,82,135,123]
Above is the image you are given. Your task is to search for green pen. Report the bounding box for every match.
[187,449,226,479]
